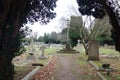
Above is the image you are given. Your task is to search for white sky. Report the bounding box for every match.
[27,0,80,37]
[27,0,120,37]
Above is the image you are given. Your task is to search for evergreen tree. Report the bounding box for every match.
[0,0,57,79]
[77,0,120,51]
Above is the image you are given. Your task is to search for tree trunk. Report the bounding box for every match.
[101,0,120,51]
[0,54,14,80]
[81,39,88,55]
[85,47,88,55]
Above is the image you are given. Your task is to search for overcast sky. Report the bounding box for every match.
[27,0,80,37]
[27,0,120,37]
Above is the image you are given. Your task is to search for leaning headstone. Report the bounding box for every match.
[39,45,46,59]
[88,40,99,61]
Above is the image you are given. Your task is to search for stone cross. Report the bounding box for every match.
[66,19,71,50]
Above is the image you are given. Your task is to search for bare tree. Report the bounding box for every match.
[69,16,112,55]
[81,16,112,55]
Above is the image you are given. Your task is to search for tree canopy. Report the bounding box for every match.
[77,0,106,18]
[69,16,83,47]
[0,0,57,55]
[69,16,112,54]
[0,0,57,80]
[77,0,120,51]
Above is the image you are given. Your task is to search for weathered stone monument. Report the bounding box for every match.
[29,35,35,55]
[39,44,46,59]
[66,19,71,50]
[88,40,99,61]
[77,39,81,52]
[57,20,78,53]
[28,36,35,59]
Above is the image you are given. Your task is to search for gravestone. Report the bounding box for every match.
[29,35,35,55]
[28,36,35,59]
[39,44,46,59]
[77,39,81,52]
[104,44,108,49]
[88,40,99,61]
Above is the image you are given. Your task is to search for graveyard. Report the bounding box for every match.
[12,42,120,80]
[13,44,58,80]
[12,13,120,80]
[0,0,120,80]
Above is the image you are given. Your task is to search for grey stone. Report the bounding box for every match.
[39,44,46,59]
[88,40,99,61]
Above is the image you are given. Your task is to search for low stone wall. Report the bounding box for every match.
[30,56,56,80]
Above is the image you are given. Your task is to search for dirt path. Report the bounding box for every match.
[53,54,81,80]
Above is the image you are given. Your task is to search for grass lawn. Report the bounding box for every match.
[13,47,56,80]
[73,54,101,80]
[14,57,51,80]
[98,58,120,80]
[99,47,120,56]
[13,45,58,80]
[44,48,58,55]
[93,47,120,80]
[14,64,35,80]
[75,46,120,80]
[14,46,120,80]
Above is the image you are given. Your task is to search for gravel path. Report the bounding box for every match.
[54,54,81,80]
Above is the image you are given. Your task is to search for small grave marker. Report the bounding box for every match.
[39,44,46,59]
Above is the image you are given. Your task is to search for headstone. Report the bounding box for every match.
[28,36,35,59]
[66,42,71,50]
[104,44,109,49]
[77,39,81,52]
[50,44,53,49]
[88,40,99,61]
[29,35,35,55]
[39,44,46,59]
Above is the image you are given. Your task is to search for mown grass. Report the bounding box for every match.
[73,54,101,80]
[44,48,57,55]
[14,56,52,80]
[15,45,120,80]
[75,59,87,65]
[75,55,87,65]
[99,47,120,55]
[14,65,35,80]
[75,46,120,80]
[93,47,120,80]
[14,47,56,79]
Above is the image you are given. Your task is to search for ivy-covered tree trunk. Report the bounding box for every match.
[0,29,18,80]
[0,54,14,80]
[0,1,26,79]
[0,14,20,80]
[0,0,57,79]
[0,22,27,80]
